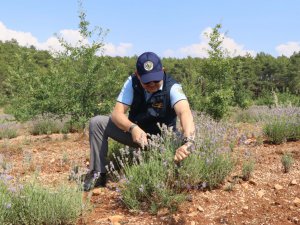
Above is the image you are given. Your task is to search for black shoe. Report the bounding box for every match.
[83,172,107,191]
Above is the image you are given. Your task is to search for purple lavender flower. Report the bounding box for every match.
[8,186,17,193]
[4,202,11,209]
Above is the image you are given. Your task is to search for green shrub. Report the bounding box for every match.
[232,109,256,123]
[30,118,62,135]
[201,24,234,120]
[281,153,294,173]
[263,117,300,144]
[179,151,234,189]
[241,159,255,181]
[0,177,89,225]
[62,119,87,134]
[0,127,18,140]
[108,129,186,213]
[107,116,236,213]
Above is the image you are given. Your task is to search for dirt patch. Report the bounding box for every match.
[1,133,299,225]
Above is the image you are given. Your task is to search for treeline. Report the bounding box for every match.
[0,27,299,123]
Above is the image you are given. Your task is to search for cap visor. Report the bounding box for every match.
[141,71,164,83]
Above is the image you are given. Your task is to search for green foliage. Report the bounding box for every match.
[233,109,256,123]
[1,15,300,123]
[276,90,300,106]
[231,55,256,108]
[281,152,294,173]
[166,58,206,111]
[179,151,234,189]
[242,159,255,181]
[0,178,88,225]
[5,2,110,126]
[202,24,234,120]
[29,118,62,135]
[108,115,236,213]
[263,116,300,144]
[288,52,300,94]
[0,127,18,140]
[62,120,87,134]
[233,80,252,109]
[108,128,186,213]
[205,89,234,120]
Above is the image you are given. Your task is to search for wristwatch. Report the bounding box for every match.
[182,136,196,151]
[129,124,138,133]
[182,136,195,145]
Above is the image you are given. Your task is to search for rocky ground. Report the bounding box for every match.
[0,123,299,225]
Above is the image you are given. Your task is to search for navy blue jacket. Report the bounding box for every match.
[128,73,177,135]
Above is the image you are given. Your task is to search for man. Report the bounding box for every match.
[83,52,195,191]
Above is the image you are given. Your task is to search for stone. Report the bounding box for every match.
[197,206,204,212]
[257,190,265,198]
[290,180,298,185]
[92,188,103,196]
[293,197,300,207]
[249,179,257,186]
[241,183,249,189]
[157,208,169,217]
[274,184,283,190]
[242,206,249,210]
[188,211,198,217]
[108,215,124,225]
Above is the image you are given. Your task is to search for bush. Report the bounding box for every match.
[0,127,18,140]
[107,114,237,213]
[201,24,234,120]
[0,176,88,225]
[30,118,62,135]
[242,159,255,181]
[281,153,294,173]
[263,117,300,144]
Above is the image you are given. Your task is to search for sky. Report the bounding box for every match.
[1,0,300,58]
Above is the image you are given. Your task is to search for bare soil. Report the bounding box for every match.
[0,129,299,225]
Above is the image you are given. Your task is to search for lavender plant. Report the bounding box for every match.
[107,126,186,213]
[233,105,300,144]
[0,123,18,140]
[242,159,255,181]
[234,105,300,124]
[281,152,294,173]
[107,113,237,212]
[263,113,300,144]
[0,173,89,225]
[30,117,62,135]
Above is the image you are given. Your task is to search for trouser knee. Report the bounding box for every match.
[89,115,108,132]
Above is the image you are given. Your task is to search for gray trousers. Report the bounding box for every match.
[89,115,139,173]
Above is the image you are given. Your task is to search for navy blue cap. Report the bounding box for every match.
[136,52,164,83]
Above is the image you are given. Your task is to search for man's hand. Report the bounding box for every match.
[131,125,148,148]
[174,144,191,162]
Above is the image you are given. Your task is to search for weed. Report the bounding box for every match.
[281,152,294,173]
[242,159,255,181]
[0,177,89,225]
[0,127,18,140]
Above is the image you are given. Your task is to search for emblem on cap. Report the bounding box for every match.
[144,61,154,71]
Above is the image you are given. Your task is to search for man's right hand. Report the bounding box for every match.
[131,125,148,148]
